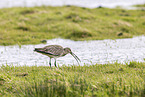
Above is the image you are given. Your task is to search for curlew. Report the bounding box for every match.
[34,45,81,67]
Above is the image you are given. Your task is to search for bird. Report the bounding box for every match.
[34,45,81,67]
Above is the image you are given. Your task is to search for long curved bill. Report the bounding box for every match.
[70,52,81,64]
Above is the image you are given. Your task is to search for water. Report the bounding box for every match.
[0,0,145,9]
[0,36,145,67]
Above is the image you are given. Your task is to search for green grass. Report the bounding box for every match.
[134,4,145,7]
[0,6,145,45]
[1,4,145,97]
[0,61,144,96]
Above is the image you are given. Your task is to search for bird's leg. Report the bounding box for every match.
[49,58,51,68]
[54,59,57,67]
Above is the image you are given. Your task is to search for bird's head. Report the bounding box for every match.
[64,47,81,63]
[64,47,72,54]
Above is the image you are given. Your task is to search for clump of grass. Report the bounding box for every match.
[16,26,30,31]
[127,61,138,68]
[0,6,145,45]
[0,78,5,85]
[20,9,36,15]
[134,4,145,7]
[64,25,93,39]
[0,62,144,96]
[20,77,89,97]
[65,12,82,22]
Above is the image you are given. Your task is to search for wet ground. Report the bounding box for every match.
[0,36,145,66]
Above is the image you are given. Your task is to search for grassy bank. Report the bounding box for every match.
[0,6,145,45]
[0,62,144,96]
[134,4,145,7]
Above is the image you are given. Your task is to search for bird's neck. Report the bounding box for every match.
[62,51,69,56]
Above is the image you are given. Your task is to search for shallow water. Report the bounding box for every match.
[0,0,145,9]
[0,36,145,67]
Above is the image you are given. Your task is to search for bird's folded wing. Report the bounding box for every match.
[35,45,64,56]
[46,48,63,56]
[38,46,63,56]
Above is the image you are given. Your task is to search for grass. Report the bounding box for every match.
[0,6,145,45]
[0,61,144,96]
[134,4,145,7]
[0,4,145,97]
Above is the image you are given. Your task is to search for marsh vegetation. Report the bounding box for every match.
[0,4,145,97]
[0,62,144,97]
[0,6,145,45]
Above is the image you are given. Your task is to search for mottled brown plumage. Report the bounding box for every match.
[34,45,80,67]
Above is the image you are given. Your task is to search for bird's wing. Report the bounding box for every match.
[35,45,63,56]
